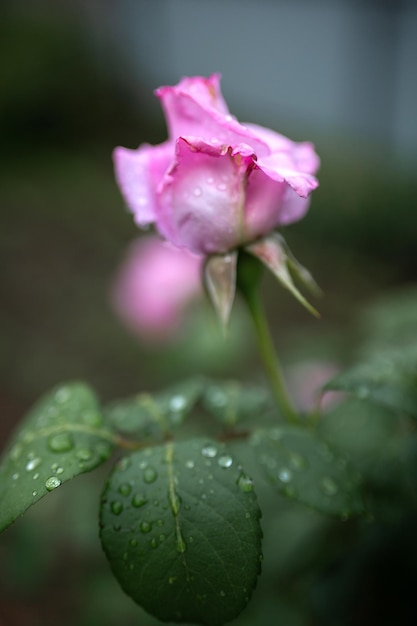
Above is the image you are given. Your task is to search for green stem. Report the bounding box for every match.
[238,255,298,424]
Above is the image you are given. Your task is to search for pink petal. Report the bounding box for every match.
[257,153,319,198]
[156,77,269,157]
[113,141,173,226]
[157,138,253,254]
[111,236,202,341]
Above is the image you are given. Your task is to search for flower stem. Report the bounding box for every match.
[237,252,298,424]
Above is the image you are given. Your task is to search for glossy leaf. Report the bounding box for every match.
[323,350,417,418]
[0,382,114,533]
[100,438,262,625]
[202,380,271,427]
[251,427,364,518]
[105,377,205,438]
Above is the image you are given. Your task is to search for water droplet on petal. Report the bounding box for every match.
[111,501,123,515]
[321,476,339,496]
[217,183,227,191]
[206,176,214,184]
[45,476,61,491]
[278,468,292,483]
[201,444,217,458]
[218,455,233,468]
[193,186,202,197]
[143,466,157,484]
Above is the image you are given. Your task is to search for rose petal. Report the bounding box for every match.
[156,78,269,157]
[257,152,319,198]
[113,141,173,225]
[157,138,252,254]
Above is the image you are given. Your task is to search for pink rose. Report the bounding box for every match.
[113,74,319,255]
[111,236,202,341]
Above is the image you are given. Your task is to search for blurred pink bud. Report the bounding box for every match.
[111,236,203,341]
[287,361,343,412]
[114,74,319,255]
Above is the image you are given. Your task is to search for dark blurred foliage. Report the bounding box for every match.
[1,3,417,626]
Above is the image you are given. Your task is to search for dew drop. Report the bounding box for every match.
[140,521,152,534]
[156,519,164,527]
[32,490,38,497]
[130,538,138,547]
[278,468,292,483]
[45,476,61,491]
[185,460,195,469]
[56,467,64,475]
[132,493,148,508]
[118,483,132,497]
[150,538,158,548]
[33,473,40,480]
[217,183,227,191]
[12,472,19,481]
[206,176,214,184]
[143,466,157,484]
[76,448,93,462]
[26,457,42,472]
[159,534,166,542]
[238,474,254,493]
[48,433,74,453]
[321,476,339,496]
[169,395,187,412]
[218,455,233,468]
[193,186,202,197]
[111,501,123,515]
[201,444,217,458]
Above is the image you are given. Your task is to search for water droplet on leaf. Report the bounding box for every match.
[111,501,123,515]
[132,493,148,508]
[118,483,132,497]
[26,457,42,472]
[45,476,61,491]
[278,468,292,483]
[48,433,74,453]
[140,521,152,534]
[218,455,233,468]
[143,466,157,484]
[201,444,217,458]
[237,474,254,493]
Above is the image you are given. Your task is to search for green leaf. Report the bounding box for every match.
[251,427,364,518]
[105,377,205,438]
[202,380,271,427]
[323,350,417,418]
[100,439,262,625]
[0,382,114,533]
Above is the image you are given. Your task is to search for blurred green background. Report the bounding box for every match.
[1,2,417,625]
